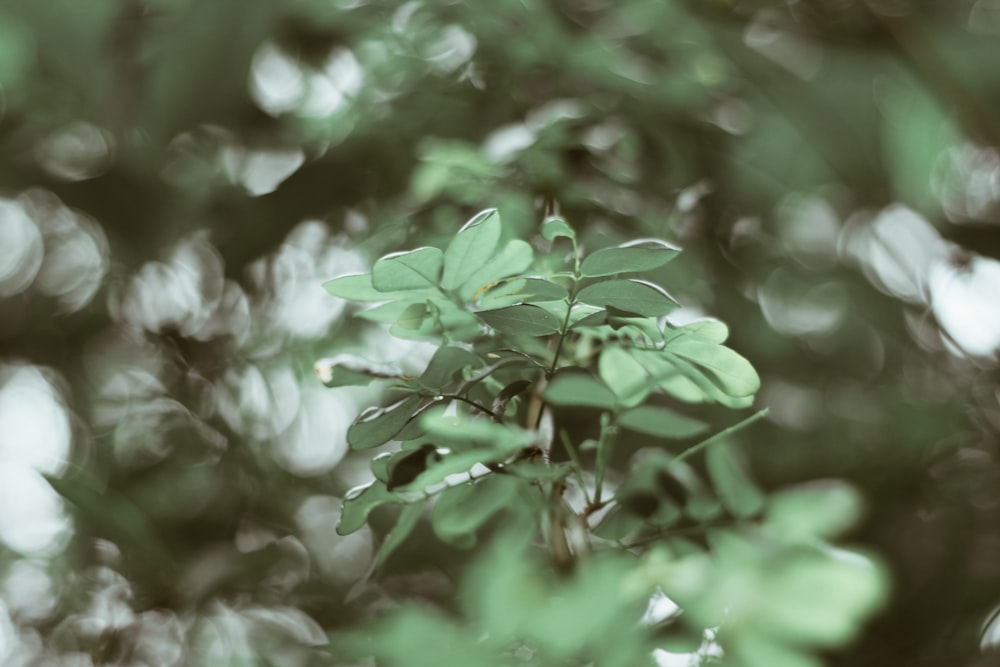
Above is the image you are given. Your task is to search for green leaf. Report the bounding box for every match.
[475,279,533,310]
[421,408,531,452]
[395,449,498,492]
[432,475,520,544]
[592,505,646,542]
[729,634,822,667]
[387,444,443,490]
[314,354,405,387]
[520,278,570,302]
[356,299,416,324]
[666,341,760,398]
[388,298,481,341]
[706,440,765,518]
[580,239,680,277]
[477,277,570,309]
[661,318,730,345]
[543,374,617,409]
[44,473,174,573]
[617,405,709,439]
[569,309,609,329]
[372,501,425,569]
[755,551,887,650]
[420,346,482,388]
[441,208,502,290]
[491,379,531,419]
[322,273,382,301]
[371,452,394,484]
[348,606,497,667]
[629,349,710,404]
[598,345,651,407]
[372,247,444,291]
[477,304,562,336]
[323,273,436,302]
[541,216,576,243]
[460,239,535,300]
[765,481,863,541]
[420,297,482,340]
[606,307,664,343]
[393,302,439,338]
[347,395,423,449]
[337,481,399,535]
[577,279,678,317]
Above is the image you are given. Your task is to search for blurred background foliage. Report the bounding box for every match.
[2,0,1000,665]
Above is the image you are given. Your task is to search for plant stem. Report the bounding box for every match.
[672,408,769,465]
[423,392,499,419]
[593,413,617,506]
[558,429,591,505]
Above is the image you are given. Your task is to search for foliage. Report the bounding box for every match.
[1,0,999,665]
[318,209,885,666]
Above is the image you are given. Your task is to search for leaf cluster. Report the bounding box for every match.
[319,208,885,667]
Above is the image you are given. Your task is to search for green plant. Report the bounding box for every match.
[319,208,886,667]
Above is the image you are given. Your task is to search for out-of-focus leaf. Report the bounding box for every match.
[432,475,521,545]
[373,501,425,569]
[543,373,617,409]
[345,606,499,667]
[706,440,765,518]
[44,473,174,573]
[618,405,709,439]
[765,480,863,541]
[421,408,532,452]
[755,550,887,648]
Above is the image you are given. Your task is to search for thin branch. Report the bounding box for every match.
[672,408,769,465]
